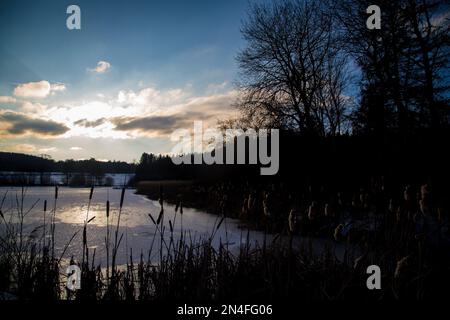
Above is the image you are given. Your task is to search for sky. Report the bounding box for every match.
[0,0,251,162]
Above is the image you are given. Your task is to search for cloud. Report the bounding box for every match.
[13,81,66,98]
[112,114,195,136]
[116,87,188,109]
[111,108,227,137]
[21,101,48,113]
[206,82,229,94]
[1,143,38,153]
[50,83,66,93]
[180,91,238,116]
[0,110,69,137]
[39,147,57,153]
[88,61,111,73]
[0,143,56,154]
[110,91,237,136]
[5,84,238,140]
[74,118,107,128]
[0,96,17,104]
[70,146,83,151]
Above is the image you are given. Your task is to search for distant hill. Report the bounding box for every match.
[0,152,54,172]
[0,152,135,173]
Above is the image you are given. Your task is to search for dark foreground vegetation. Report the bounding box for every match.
[0,181,449,301]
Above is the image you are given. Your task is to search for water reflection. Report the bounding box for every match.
[0,186,267,265]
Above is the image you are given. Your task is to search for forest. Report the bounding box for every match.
[0,152,135,174]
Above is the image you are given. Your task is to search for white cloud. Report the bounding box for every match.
[206,82,229,94]
[50,83,66,92]
[116,87,189,114]
[14,81,51,98]
[10,83,238,140]
[0,96,17,104]
[13,81,66,98]
[70,146,83,151]
[0,143,57,154]
[21,101,48,114]
[88,61,111,73]
[39,147,57,153]
[1,143,38,153]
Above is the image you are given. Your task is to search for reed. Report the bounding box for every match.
[0,180,449,301]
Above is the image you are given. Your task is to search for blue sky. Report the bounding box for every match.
[0,0,251,161]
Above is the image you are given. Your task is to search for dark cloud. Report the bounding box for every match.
[74,118,106,127]
[112,112,209,135]
[0,111,69,137]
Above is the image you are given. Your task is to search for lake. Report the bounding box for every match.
[0,186,269,266]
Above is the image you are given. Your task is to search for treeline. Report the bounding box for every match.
[135,152,259,181]
[0,152,135,174]
[134,129,450,192]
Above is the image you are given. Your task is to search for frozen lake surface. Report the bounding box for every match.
[0,186,269,265]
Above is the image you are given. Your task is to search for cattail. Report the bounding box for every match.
[324,203,331,217]
[241,198,247,217]
[148,213,156,225]
[87,216,96,224]
[263,200,270,217]
[157,208,164,225]
[388,199,395,213]
[288,209,298,233]
[54,185,58,199]
[106,200,110,218]
[353,254,365,269]
[216,216,225,230]
[351,197,358,208]
[120,187,125,208]
[437,207,443,222]
[308,201,318,220]
[337,192,343,206]
[395,256,409,278]
[396,207,402,223]
[89,186,94,200]
[83,226,87,246]
[0,210,3,219]
[334,224,344,241]
[44,200,47,212]
[247,193,253,211]
[420,184,429,199]
[359,189,365,204]
[404,185,412,202]
[169,220,173,233]
[180,203,183,215]
[419,199,429,215]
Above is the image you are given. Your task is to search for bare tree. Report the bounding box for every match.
[236,0,351,135]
